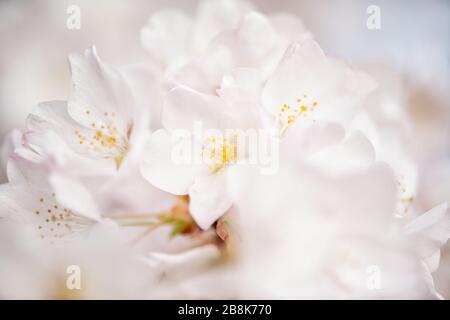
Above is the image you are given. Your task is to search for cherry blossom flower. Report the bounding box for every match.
[140,0,255,71]
[0,154,100,243]
[262,39,377,136]
[27,47,155,170]
[140,86,247,230]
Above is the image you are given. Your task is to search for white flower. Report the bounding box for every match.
[403,203,450,271]
[0,154,100,243]
[349,66,420,217]
[262,40,377,136]
[141,0,255,70]
[27,47,157,170]
[402,203,450,298]
[23,47,175,217]
[142,0,311,97]
[171,11,311,95]
[141,86,247,230]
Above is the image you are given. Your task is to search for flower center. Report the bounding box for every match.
[201,135,238,174]
[74,110,129,167]
[277,94,318,134]
[34,193,87,244]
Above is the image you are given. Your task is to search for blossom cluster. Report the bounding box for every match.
[0,0,448,299]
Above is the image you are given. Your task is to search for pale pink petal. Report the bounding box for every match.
[189,173,232,230]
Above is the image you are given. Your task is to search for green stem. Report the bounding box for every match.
[118,221,159,227]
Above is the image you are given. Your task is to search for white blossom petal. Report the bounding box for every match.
[189,173,232,230]
[404,203,450,269]
[163,86,234,131]
[140,9,193,67]
[140,129,203,195]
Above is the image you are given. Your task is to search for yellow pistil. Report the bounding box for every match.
[277,94,319,134]
[201,135,238,174]
[73,110,129,168]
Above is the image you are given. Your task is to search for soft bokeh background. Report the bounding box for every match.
[0,0,449,297]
